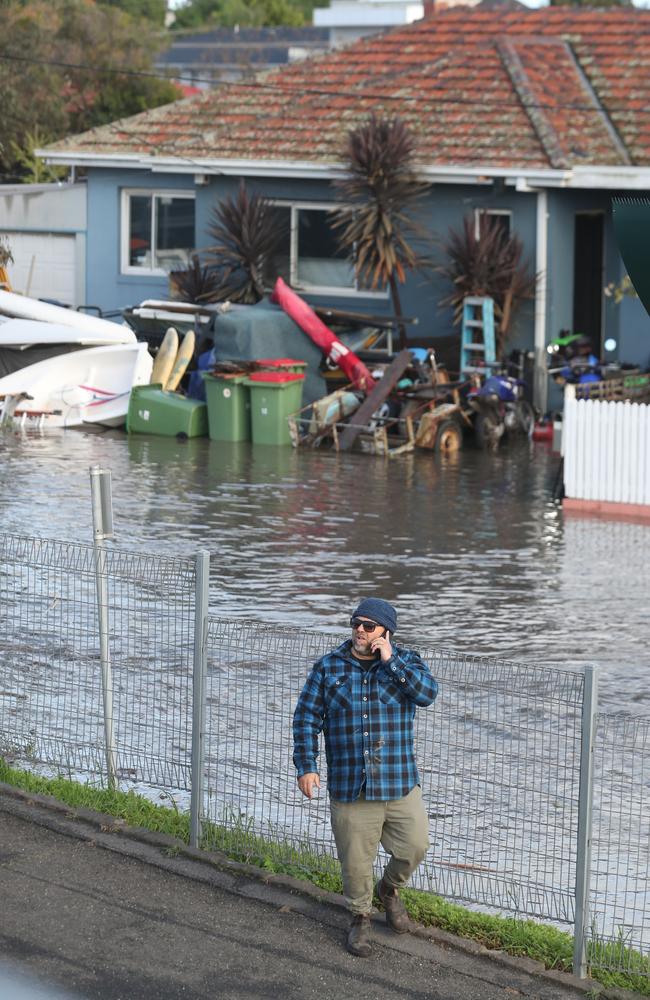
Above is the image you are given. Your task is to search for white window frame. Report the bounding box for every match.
[120,188,195,277]
[474,208,512,240]
[268,200,389,299]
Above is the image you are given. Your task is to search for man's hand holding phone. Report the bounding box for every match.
[371,630,393,662]
[298,772,320,799]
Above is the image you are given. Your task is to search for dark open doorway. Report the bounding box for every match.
[573,213,604,354]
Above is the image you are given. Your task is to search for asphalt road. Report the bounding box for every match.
[0,794,598,1000]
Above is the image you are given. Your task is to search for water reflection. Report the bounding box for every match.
[0,428,648,714]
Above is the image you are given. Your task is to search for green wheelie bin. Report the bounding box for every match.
[203,372,251,442]
[244,371,305,446]
[127,385,208,437]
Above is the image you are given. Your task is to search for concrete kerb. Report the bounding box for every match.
[0,782,637,1000]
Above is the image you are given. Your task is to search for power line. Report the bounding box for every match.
[0,50,648,117]
[0,51,178,83]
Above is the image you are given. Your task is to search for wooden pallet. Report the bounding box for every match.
[575,373,650,402]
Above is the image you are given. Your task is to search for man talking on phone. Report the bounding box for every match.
[293,598,438,957]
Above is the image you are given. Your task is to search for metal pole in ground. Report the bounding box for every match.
[190,550,210,848]
[573,664,599,979]
[89,465,118,790]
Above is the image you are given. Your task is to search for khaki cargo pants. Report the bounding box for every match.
[329,784,429,915]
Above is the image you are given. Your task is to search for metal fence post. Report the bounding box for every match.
[190,550,210,848]
[89,466,118,790]
[573,664,599,979]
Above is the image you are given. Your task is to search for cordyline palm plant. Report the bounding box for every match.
[205,181,285,304]
[331,114,431,350]
[169,253,221,304]
[438,213,537,357]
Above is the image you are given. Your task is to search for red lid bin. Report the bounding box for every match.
[244,372,305,445]
[254,358,308,374]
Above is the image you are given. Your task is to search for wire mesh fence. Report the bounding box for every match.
[588,714,650,973]
[2,531,650,978]
[0,533,197,790]
[201,620,334,870]
[202,618,586,926]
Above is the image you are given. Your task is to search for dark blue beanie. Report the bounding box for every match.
[352,598,397,634]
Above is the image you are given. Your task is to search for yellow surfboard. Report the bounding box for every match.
[150,327,179,387]
[165,329,196,392]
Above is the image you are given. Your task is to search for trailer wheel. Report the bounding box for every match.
[474,412,502,450]
[435,419,463,454]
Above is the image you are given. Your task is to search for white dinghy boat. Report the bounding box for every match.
[0,291,153,429]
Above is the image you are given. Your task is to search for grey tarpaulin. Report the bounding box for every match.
[210,300,371,406]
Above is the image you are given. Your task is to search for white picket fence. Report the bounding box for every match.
[563,386,650,504]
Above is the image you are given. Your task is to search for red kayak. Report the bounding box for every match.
[271,277,375,392]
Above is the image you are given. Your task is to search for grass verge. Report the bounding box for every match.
[1,759,648,996]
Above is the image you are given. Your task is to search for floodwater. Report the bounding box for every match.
[0,427,648,716]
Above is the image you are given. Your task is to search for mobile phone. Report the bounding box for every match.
[372,630,390,650]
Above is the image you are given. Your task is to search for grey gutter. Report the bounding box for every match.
[35,148,650,189]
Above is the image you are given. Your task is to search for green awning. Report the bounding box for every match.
[612,197,650,319]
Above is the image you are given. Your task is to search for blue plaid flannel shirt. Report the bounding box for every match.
[293,639,438,802]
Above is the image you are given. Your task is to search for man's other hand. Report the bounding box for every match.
[298,773,321,799]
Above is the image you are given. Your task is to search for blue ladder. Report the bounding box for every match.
[460,296,496,375]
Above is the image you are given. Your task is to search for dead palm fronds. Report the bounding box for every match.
[331,114,431,349]
[438,213,537,356]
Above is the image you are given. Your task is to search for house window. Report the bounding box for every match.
[263,202,386,297]
[474,209,512,241]
[264,205,291,285]
[121,189,195,275]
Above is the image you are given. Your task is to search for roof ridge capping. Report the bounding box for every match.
[562,43,631,167]
[497,35,631,170]
[497,36,570,169]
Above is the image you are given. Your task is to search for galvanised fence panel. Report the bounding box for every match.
[0,533,196,789]
[588,713,650,974]
[414,648,585,925]
[4,533,649,973]
[202,619,335,866]
[202,618,586,926]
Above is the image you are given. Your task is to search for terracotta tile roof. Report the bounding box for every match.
[497,36,630,168]
[45,8,650,170]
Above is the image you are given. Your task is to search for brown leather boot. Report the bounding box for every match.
[346,913,372,957]
[376,877,410,934]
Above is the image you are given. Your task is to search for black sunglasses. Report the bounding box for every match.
[350,617,381,633]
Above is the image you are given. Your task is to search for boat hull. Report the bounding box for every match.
[1,343,153,429]
[0,290,135,343]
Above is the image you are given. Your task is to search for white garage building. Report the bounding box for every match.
[0,182,86,308]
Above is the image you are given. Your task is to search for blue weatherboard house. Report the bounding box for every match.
[39,6,650,412]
